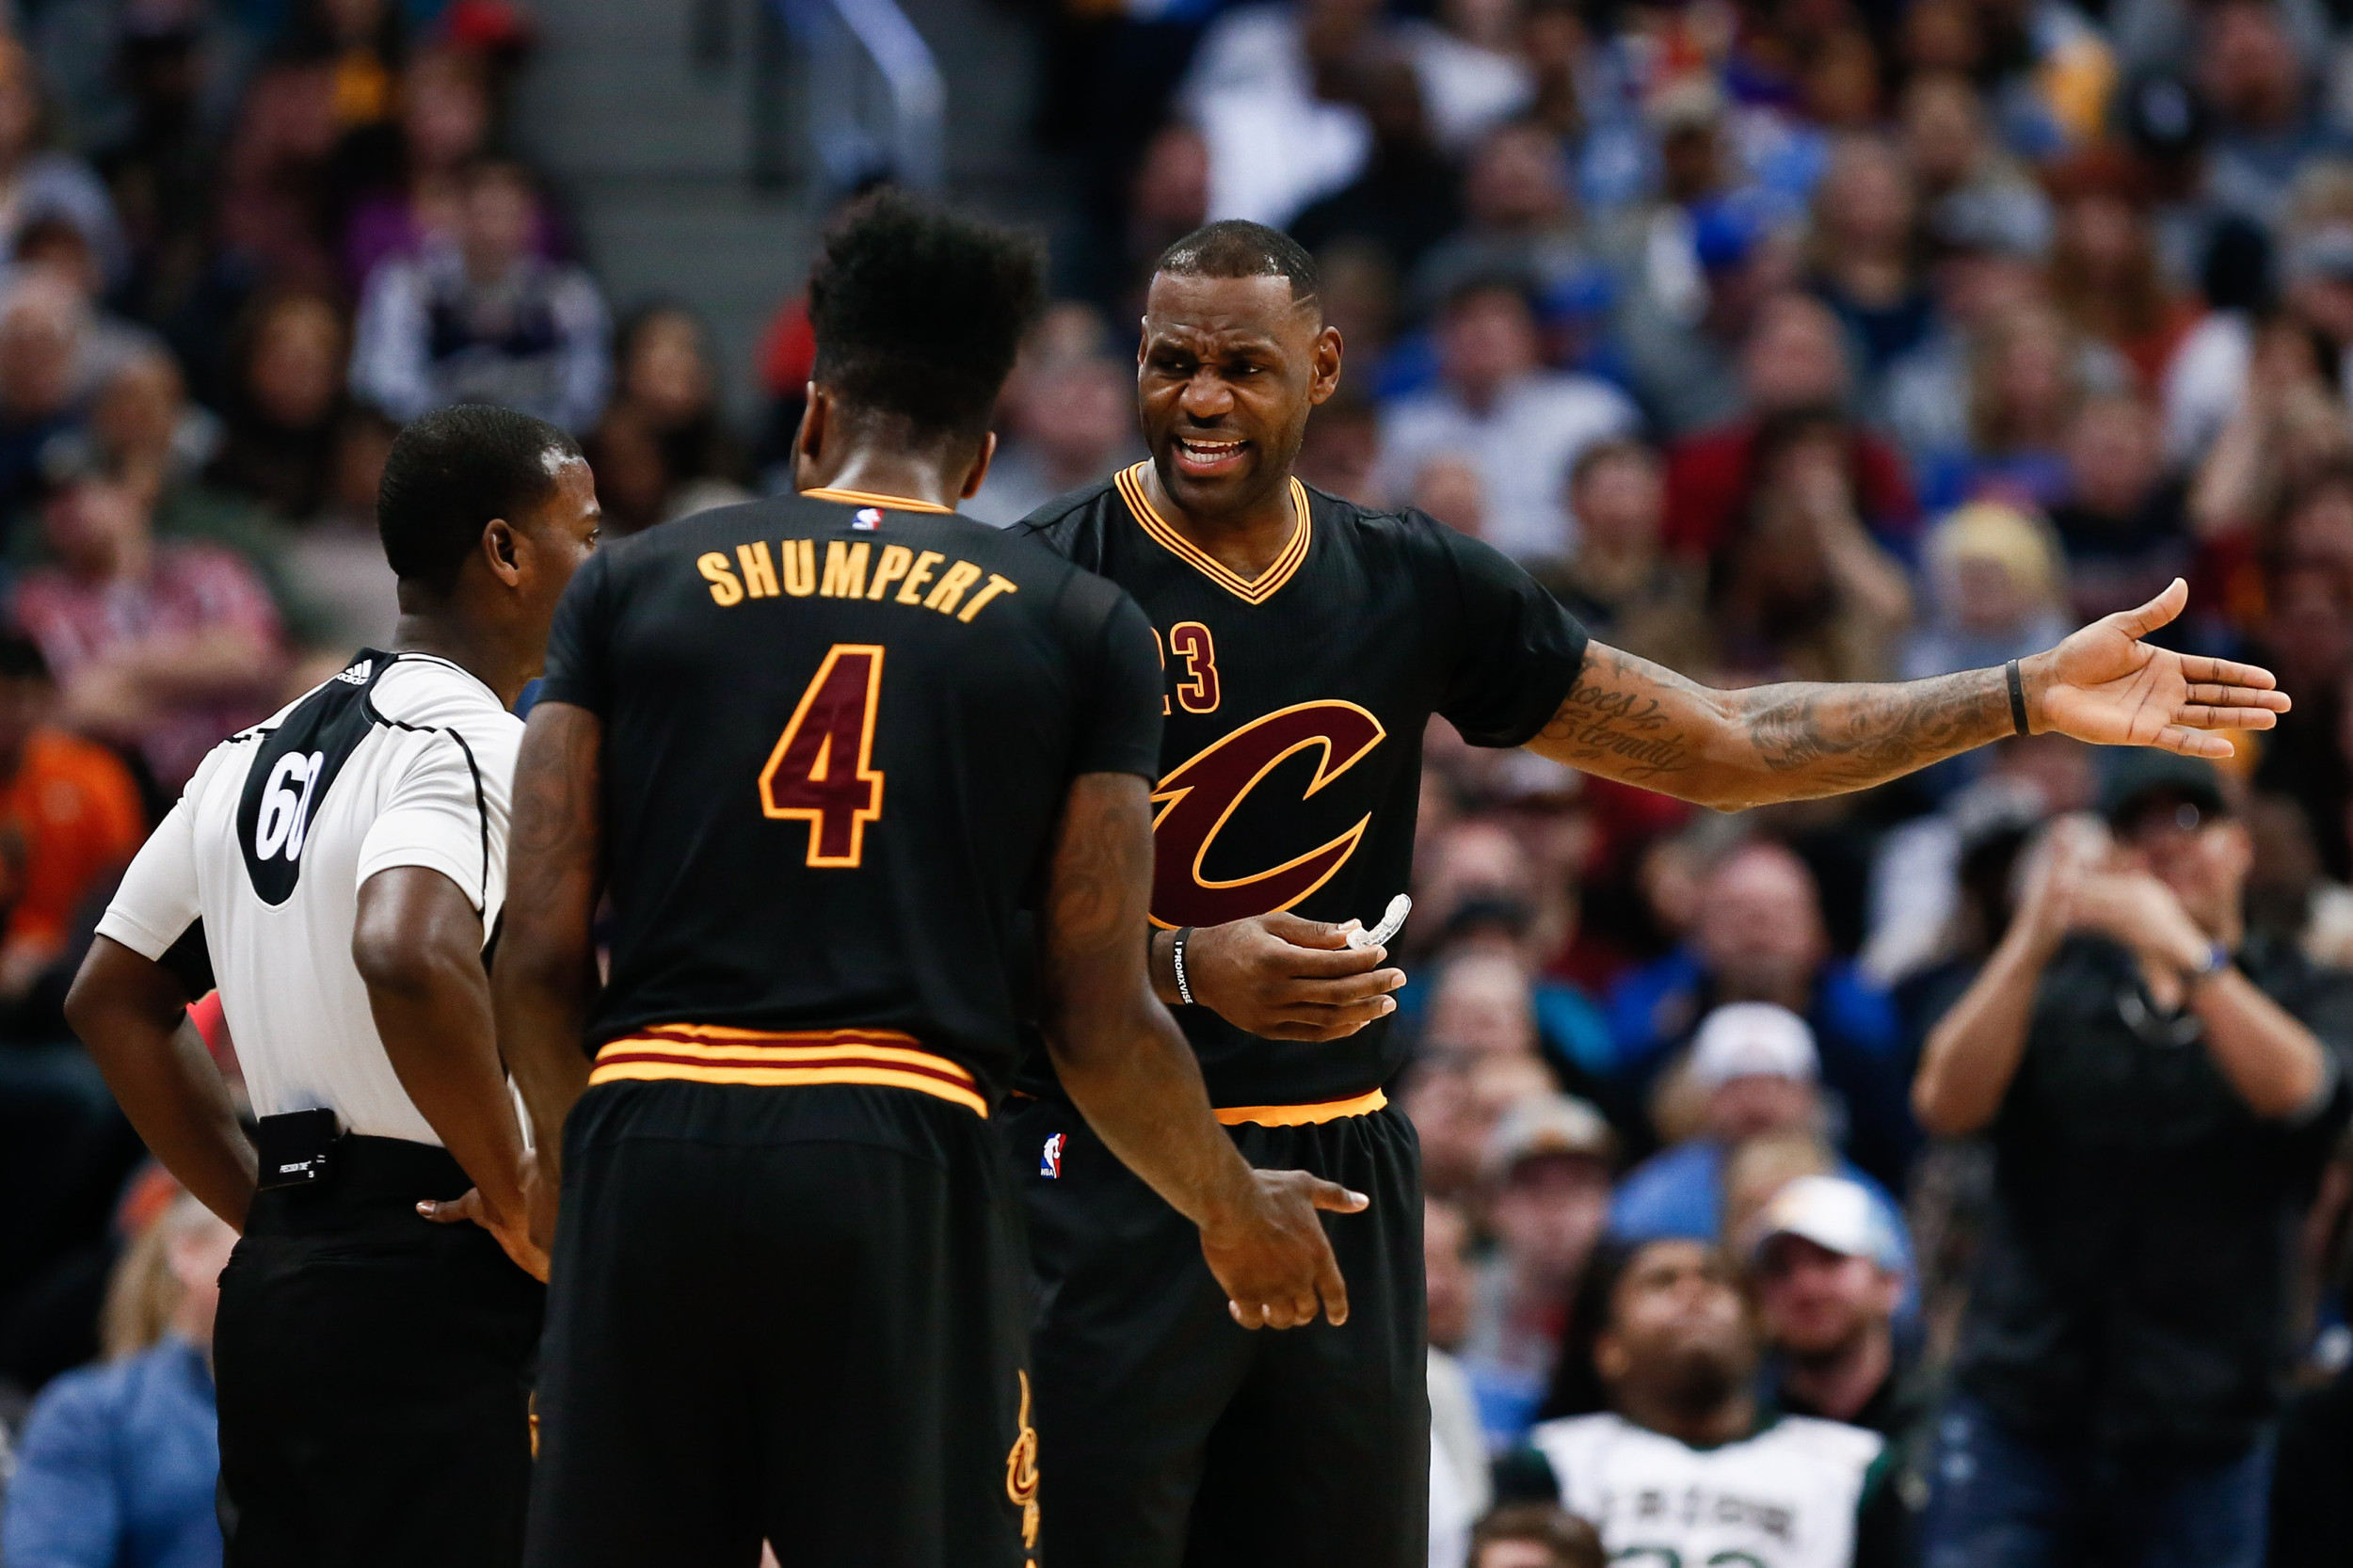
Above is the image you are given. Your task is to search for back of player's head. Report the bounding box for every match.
[377,405,583,595]
[807,192,1044,445]
[1154,220,1321,315]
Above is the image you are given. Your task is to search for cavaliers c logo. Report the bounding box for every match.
[1149,701,1386,928]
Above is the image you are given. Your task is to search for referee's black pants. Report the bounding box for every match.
[214,1135,545,1568]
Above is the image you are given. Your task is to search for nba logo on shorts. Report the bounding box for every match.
[853,508,884,531]
[1040,1133,1064,1178]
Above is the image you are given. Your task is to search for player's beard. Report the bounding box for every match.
[1656,1341,1746,1420]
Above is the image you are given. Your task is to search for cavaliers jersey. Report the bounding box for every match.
[537,488,1164,1112]
[1016,464,1590,1109]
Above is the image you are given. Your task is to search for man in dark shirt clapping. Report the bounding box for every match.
[1913,753,2353,1568]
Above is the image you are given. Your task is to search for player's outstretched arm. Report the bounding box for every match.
[355,866,546,1281]
[489,698,603,1255]
[1527,580,2289,810]
[67,938,256,1231]
[1041,771,1368,1330]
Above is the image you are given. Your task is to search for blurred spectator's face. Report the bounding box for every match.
[2057,194,2144,283]
[1944,555,2035,635]
[2115,794,2253,937]
[2284,480,2353,570]
[1817,142,1913,254]
[1019,358,1135,475]
[1659,125,1723,204]
[0,281,81,422]
[1296,407,1381,503]
[591,408,669,531]
[1803,29,1880,128]
[44,477,152,577]
[0,44,38,163]
[2065,397,2162,516]
[1695,847,1827,1000]
[2265,566,2353,694]
[1412,455,1485,536]
[1491,1152,1611,1285]
[1931,252,2042,331]
[2288,272,2353,346]
[1705,1073,1817,1144]
[330,417,398,516]
[1987,317,2073,442]
[1901,74,1984,188]
[1753,1235,1898,1359]
[2200,1,2305,131]
[167,1208,239,1347]
[95,355,186,466]
[1403,1061,1488,1198]
[1740,296,1848,413]
[460,171,538,279]
[1597,1240,1755,1406]
[18,228,102,301]
[1992,732,2097,813]
[403,54,489,169]
[1419,818,1536,930]
[1569,450,1663,555]
[1425,1198,1477,1350]
[1426,953,1538,1058]
[1900,0,1980,72]
[1466,127,1570,230]
[250,297,347,430]
[625,312,715,427]
[1132,126,1210,235]
[1438,288,1541,406]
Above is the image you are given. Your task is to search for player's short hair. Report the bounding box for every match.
[1154,220,1321,313]
[376,405,583,594]
[1468,1504,1606,1568]
[808,191,1045,443]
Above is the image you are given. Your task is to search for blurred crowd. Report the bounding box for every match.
[0,0,2351,1560]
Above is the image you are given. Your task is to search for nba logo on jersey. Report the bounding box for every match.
[1040,1133,1064,1178]
[853,508,884,531]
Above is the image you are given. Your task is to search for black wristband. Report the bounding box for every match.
[2005,659,2030,737]
[1170,926,1197,1006]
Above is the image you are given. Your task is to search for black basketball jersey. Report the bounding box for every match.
[538,488,1164,1108]
[1016,464,1591,1109]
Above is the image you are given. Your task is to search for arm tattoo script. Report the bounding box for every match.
[1533,646,2013,808]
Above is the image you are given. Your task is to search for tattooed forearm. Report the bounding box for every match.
[1736,666,2009,784]
[1527,645,2014,810]
[491,699,604,1153]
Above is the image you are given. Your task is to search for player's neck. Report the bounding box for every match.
[1140,463,1302,583]
[799,450,967,513]
[391,614,534,711]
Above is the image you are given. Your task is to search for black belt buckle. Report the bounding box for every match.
[255,1109,343,1191]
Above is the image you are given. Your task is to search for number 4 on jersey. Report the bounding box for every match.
[760,644,886,867]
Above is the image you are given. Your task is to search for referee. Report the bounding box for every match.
[65,405,601,1568]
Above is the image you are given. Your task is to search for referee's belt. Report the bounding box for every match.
[589,1026,985,1118]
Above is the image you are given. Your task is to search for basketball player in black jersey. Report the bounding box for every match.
[1010,221,2290,1568]
[491,198,1359,1568]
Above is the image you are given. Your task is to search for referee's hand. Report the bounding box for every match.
[1200,1169,1367,1331]
[420,1171,552,1282]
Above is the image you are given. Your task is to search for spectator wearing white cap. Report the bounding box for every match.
[1609,1002,1906,1248]
[1748,1176,1935,1513]
[1461,1094,1616,1448]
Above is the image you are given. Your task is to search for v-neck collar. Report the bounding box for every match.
[1113,463,1313,605]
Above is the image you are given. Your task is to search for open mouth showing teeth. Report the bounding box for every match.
[1175,437,1247,468]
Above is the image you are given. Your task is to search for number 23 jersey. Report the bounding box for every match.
[1017,467,1591,1110]
[538,492,1165,1104]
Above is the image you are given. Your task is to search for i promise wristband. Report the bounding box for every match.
[1171,926,1197,1005]
[2005,659,2030,737]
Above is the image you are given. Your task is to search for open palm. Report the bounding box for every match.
[2039,580,2290,758]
